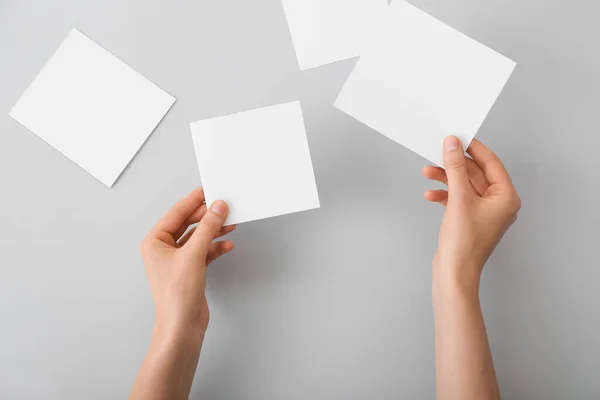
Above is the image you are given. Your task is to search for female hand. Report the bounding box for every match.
[425,137,516,400]
[131,188,236,400]
[140,188,236,338]
[423,137,521,295]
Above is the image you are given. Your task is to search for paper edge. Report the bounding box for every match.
[106,97,177,187]
[190,100,302,129]
[282,0,391,71]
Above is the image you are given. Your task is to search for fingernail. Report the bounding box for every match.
[211,200,227,216]
[444,136,459,152]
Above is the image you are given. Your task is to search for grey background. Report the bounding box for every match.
[1,0,598,398]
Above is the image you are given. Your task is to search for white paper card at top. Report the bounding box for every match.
[282,0,389,70]
[191,101,320,226]
[334,1,516,167]
[9,29,176,187]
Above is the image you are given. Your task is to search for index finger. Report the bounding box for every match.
[152,187,206,237]
[467,139,513,186]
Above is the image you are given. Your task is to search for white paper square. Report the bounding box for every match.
[334,1,516,167]
[9,29,176,187]
[282,0,389,71]
[190,101,320,226]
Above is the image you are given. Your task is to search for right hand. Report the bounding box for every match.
[140,188,236,340]
[423,137,521,295]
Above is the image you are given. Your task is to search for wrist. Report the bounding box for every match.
[152,320,205,350]
[432,261,481,304]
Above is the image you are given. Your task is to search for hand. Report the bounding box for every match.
[423,137,521,296]
[140,188,236,338]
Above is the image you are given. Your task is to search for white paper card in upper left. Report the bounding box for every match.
[9,29,176,187]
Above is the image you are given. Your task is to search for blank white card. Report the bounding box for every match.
[191,101,320,226]
[334,1,516,167]
[282,0,389,70]
[10,29,176,187]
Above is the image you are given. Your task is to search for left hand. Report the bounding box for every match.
[140,188,236,338]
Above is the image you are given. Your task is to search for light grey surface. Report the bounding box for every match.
[0,0,599,398]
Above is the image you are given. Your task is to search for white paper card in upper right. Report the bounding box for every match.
[334,1,516,167]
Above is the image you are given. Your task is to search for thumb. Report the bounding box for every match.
[443,136,471,194]
[185,200,229,258]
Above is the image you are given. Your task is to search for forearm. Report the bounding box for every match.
[130,324,204,400]
[432,270,500,400]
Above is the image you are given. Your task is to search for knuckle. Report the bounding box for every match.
[514,196,522,213]
[502,191,522,216]
[445,157,466,171]
[199,214,219,232]
[510,192,522,213]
